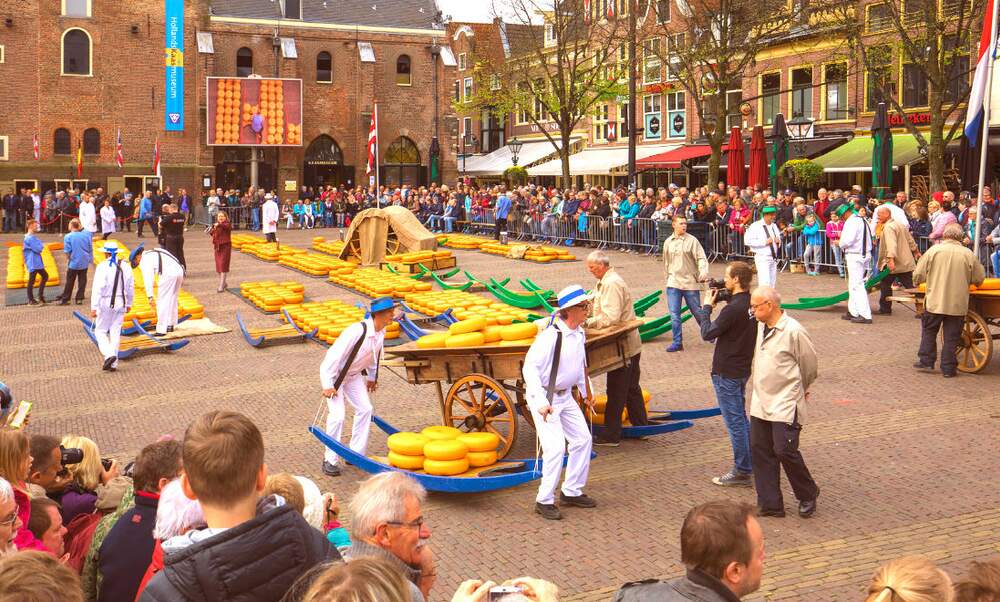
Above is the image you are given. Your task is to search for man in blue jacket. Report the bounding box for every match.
[58,218,94,305]
[136,192,158,238]
[494,186,512,240]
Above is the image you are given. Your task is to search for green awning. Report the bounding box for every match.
[814,134,923,173]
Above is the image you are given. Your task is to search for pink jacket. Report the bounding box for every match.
[929,210,957,244]
[13,487,47,552]
[728,206,750,233]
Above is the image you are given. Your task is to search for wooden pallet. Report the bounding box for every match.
[79,318,189,359]
[237,310,317,348]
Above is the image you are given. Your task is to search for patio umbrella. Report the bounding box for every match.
[769,113,789,195]
[871,102,893,200]
[747,125,768,191]
[958,134,979,193]
[726,127,746,189]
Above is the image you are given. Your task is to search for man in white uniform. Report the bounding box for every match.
[130,243,184,336]
[78,193,98,235]
[262,193,280,243]
[744,206,782,288]
[523,285,596,520]
[836,203,873,324]
[318,296,395,476]
[90,241,134,371]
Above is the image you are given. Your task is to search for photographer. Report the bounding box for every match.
[693,261,757,488]
[28,435,72,497]
[58,435,119,524]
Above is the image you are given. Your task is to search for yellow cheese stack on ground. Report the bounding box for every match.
[435,233,487,250]
[478,242,575,262]
[5,244,62,289]
[240,242,308,262]
[384,250,442,265]
[230,233,267,249]
[330,267,431,297]
[312,239,348,256]
[240,280,305,312]
[386,432,428,470]
[587,389,653,425]
[457,432,500,467]
[279,252,356,277]
[283,299,400,344]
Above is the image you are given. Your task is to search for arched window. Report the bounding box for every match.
[83,128,100,154]
[383,136,422,186]
[62,28,92,76]
[396,54,411,86]
[316,51,332,83]
[236,47,253,77]
[54,129,71,155]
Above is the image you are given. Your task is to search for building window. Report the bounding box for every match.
[533,79,549,121]
[866,3,892,32]
[544,24,556,45]
[462,117,472,139]
[358,42,376,63]
[666,91,686,138]
[593,104,609,142]
[902,63,929,108]
[54,129,71,155]
[283,0,301,19]
[726,89,742,131]
[236,47,253,77]
[463,77,473,102]
[62,0,91,17]
[761,72,781,126]
[643,38,661,84]
[656,0,671,22]
[517,82,532,124]
[865,46,896,111]
[901,0,922,26]
[83,128,100,154]
[316,51,332,83]
[791,67,812,118]
[62,28,92,76]
[824,62,848,120]
[943,36,969,104]
[0,45,5,64]
[481,110,505,153]
[490,74,501,91]
[0,136,8,161]
[458,53,467,70]
[665,34,684,81]
[643,94,662,140]
[396,55,412,86]
[454,80,461,102]
[383,136,422,187]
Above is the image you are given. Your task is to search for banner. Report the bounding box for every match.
[206,78,303,145]
[165,0,184,131]
[667,110,686,138]
[644,113,662,140]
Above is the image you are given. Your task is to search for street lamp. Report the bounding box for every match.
[508,137,523,166]
[785,115,815,156]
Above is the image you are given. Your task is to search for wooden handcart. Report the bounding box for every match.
[896,287,1000,373]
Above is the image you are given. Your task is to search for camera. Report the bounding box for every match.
[707,278,732,303]
[488,586,525,601]
[101,458,113,472]
[60,445,83,466]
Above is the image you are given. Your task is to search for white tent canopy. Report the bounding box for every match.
[528,143,680,176]
[462,138,577,176]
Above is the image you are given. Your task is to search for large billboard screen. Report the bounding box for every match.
[206,77,302,146]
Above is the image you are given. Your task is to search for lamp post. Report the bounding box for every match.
[785,115,814,156]
[508,137,524,166]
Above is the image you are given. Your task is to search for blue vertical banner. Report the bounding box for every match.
[164,0,184,131]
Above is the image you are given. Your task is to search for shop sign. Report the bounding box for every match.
[284,180,297,192]
[888,111,932,127]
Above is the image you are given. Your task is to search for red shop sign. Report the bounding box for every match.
[888,111,932,127]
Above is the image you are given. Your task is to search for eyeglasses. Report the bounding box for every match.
[749,301,771,311]
[386,517,425,530]
[0,504,19,527]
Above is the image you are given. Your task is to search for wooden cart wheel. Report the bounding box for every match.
[513,379,535,429]
[445,375,517,459]
[955,310,993,373]
[386,231,401,255]
[347,235,362,259]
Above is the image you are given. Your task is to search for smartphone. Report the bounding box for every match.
[488,586,524,601]
[7,401,32,430]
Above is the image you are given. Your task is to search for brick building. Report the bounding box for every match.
[0,0,458,197]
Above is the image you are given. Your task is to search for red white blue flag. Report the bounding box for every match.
[965,0,998,147]
[115,128,124,168]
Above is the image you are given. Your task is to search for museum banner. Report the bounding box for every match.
[165,0,184,131]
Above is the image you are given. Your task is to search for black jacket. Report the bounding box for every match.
[97,491,159,602]
[139,500,339,602]
[696,291,756,379]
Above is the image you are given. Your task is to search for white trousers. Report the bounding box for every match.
[530,395,593,505]
[846,253,872,319]
[754,254,778,288]
[324,373,373,465]
[93,306,126,366]
[154,273,183,334]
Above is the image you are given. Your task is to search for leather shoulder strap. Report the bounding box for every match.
[545,329,562,405]
[334,322,367,390]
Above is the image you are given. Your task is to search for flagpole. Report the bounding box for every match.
[975,0,1000,260]
[374,102,380,200]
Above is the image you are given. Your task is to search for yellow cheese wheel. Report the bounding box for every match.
[416,333,448,349]
[500,322,537,341]
[423,457,470,476]
[386,432,429,456]
[593,394,609,412]
[421,425,462,441]
[457,432,500,452]
[641,389,651,405]
[975,278,1000,290]
[423,439,469,461]
[387,451,426,470]
[499,337,534,347]
[467,450,498,467]
[482,325,503,343]
[448,316,487,335]
[445,332,486,348]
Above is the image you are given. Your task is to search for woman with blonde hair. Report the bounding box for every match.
[59,435,118,524]
[300,557,412,602]
[0,430,46,552]
[865,556,954,602]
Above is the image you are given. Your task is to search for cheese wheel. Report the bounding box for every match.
[445,332,486,348]
[457,432,500,452]
[423,439,469,461]
[388,451,426,470]
[482,325,503,343]
[386,432,429,456]
[416,333,448,349]
[467,450,498,467]
[500,322,537,341]
[499,337,534,347]
[641,389,651,404]
[423,457,470,476]
[448,316,487,335]
[593,394,609,412]
[420,425,462,441]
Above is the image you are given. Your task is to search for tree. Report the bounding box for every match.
[458,0,629,181]
[650,0,807,188]
[829,0,984,192]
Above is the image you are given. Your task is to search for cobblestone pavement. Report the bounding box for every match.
[2,227,999,601]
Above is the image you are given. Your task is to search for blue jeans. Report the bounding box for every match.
[991,249,1000,277]
[251,207,261,231]
[831,245,845,276]
[2,212,16,232]
[666,287,702,346]
[711,374,752,474]
[443,216,456,233]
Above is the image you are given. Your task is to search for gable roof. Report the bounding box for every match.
[210,0,443,31]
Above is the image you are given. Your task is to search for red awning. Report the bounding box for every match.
[636,144,712,169]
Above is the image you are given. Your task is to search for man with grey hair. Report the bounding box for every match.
[913,222,986,377]
[344,472,435,601]
[584,250,647,446]
[875,204,920,315]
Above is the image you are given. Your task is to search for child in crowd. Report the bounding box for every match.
[802,213,824,276]
[825,210,845,277]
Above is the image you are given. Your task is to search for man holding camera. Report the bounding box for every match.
[694,261,757,488]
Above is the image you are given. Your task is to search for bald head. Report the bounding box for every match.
[750,286,782,326]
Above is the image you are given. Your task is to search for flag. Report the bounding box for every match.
[965,0,998,147]
[32,134,39,160]
[606,0,615,19]
[366,104,378,175]
[584,0,591,23]
[153,137,161,179]
[76,141,83,178]
[115,128,124,168]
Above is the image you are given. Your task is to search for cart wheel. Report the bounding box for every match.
[386,231,401,256]
[347,236,362,259]
[955,310,993,373]
[513,379,535,429]
[445,375,517,459]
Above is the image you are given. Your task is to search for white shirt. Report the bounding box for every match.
[138,248,184,299]
[839,214,873,256]
[744,219,782,258]
[320,318,384,388]
[100,206,116,232]
[79,201,98,233]
[91,258,135,311]
[262,200,280,234]
[522,318,587,412]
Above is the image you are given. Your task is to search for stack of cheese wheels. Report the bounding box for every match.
[416,319,539,349]
[331,267,432,297]
[435,233,487,250]
[386,432,429,470]
[241,242,307,262]
[498,322,539,347]
[457,432,500,467]
[586,389,653,425]
[383,250,454,265]
[401,290,532,324]
[312,238,348,256]
[385,427,500,474]
[283,300,400,343]
[240,280,305,312]
[5,244,62,289]
[420,426,467,475]
[231,233,267,250]
[279,252,356,277]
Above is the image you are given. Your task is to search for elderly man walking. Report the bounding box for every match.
[749,286,819,519]
[913,223,986,377]
[662,215,709,352]
[875,205,920,315]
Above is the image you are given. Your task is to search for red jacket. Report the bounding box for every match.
[134,539,164,601]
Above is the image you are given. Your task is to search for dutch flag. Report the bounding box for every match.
[965,0,999,147]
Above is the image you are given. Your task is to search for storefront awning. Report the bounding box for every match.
[636,144,712,169]
[462,139,572,176]
[814,134,923,173]
[529,143,680,177]
[687,136,850,170]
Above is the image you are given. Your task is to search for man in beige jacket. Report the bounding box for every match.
[913,223,986,377]
[585,250,647,446]
[875,205,921,315]
[749,286,819,519]
[662,215,709,352]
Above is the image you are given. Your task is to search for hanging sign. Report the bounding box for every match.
[164,0,185,131]
[644,114,661,139]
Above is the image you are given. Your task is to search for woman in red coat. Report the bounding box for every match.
[210,211,232,292]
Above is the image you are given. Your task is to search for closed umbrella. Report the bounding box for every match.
[769,113,789,195]
[958,134,979,193]
[747,125,768,191]
[726,127,746,189]
[871,102,893,200]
